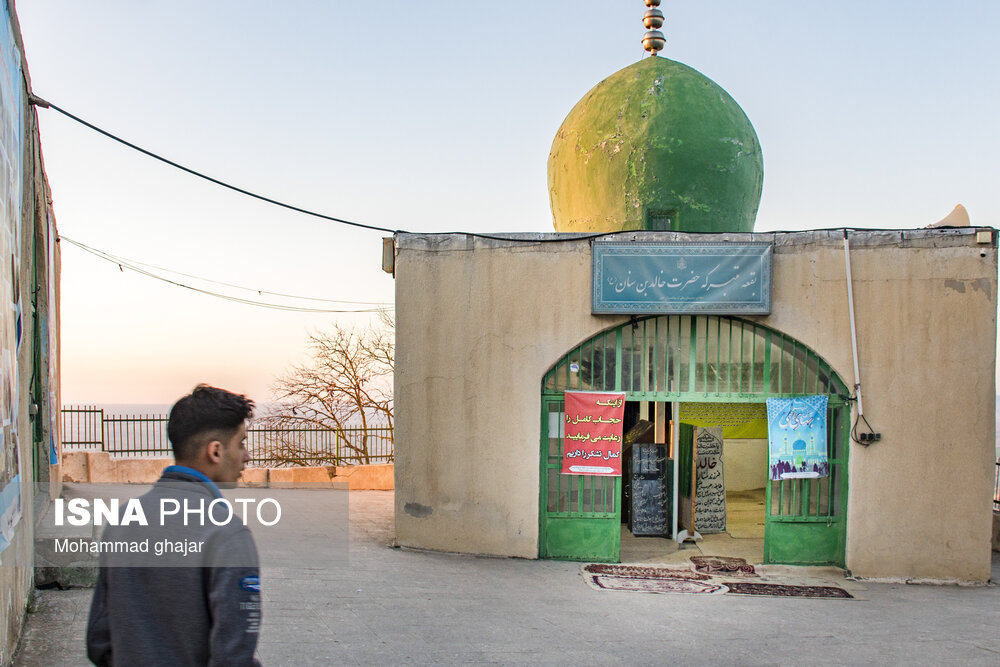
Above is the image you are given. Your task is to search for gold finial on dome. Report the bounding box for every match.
[642,0,665,56]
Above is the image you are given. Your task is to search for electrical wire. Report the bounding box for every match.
[32,97,987,245]
[31,97,617,245]
[60,235,390,306]
[59,235,392,313]
[850,410,878,446]
[37,99,398,234]
[843,391,879,446]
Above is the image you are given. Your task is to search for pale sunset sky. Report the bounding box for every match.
[14,1,1000,405]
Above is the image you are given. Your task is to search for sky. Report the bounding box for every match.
[13,1,1000,405]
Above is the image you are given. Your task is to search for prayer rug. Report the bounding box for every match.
[722,582,853,599]
[690,555,758,577]
[583,563,710,581]
[586,574,727,595]
[581,561,856,599]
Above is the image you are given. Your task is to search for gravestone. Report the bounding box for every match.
[695,427,726,533]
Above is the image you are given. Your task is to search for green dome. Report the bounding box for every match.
[548,56,763,233]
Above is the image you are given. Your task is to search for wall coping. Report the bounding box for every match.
[396,227,991,251]
[59,451,393,490]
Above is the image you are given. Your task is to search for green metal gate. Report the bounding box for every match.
[540,315,850,565]
[540,397,621,561]
[764,401,848,566]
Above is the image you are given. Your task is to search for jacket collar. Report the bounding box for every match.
[162,465,223,498]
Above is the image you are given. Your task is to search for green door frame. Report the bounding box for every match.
[540,315,850,565]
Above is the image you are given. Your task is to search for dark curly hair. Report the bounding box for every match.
[167,384,255,462]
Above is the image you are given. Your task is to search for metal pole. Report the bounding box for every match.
[843,231,864,415]
[671,401,679,541]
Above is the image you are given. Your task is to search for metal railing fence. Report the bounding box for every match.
[61,406,393,466]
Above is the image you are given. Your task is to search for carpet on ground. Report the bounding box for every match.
[583,556,854,599]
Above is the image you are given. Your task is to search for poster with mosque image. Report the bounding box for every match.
[766,395,828,480]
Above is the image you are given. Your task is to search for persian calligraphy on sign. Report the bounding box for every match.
[561,391,626,476]
[592,243,772,314]
[695,427,726,533]
[679,402,767,439]
[766,396,829,480]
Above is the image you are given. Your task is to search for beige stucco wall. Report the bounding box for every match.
[394,229,997,581]
[724,439,767,491]
[266,464,394,490]
[394,234,615,557]
[837,236,997,581]
[62,452,168,484]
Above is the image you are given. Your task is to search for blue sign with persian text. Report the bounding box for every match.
[592,242,772,314]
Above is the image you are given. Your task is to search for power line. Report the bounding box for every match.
[59,235,393,313]
[60,235,390,306]
[35,99,946,247]
[34,96,399,234]
[30,96,611,245]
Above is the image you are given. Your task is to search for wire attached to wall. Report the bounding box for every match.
[30,97,986,246]
[31,96,398,235]
[850,404,875,446]
[59,235,393,313]
[30,95,612,245]
[844,392,880,446]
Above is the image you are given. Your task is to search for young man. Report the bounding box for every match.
[87,385,262,666]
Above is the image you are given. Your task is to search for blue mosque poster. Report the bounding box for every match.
[766,396,828,480]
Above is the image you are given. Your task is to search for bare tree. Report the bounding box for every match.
[264,313,393,465]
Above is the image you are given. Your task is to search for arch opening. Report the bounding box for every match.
[539,315,850,566]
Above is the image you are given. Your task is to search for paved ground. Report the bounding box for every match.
[15,490,1000,666]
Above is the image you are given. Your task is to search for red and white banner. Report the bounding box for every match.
[561,391,626,476]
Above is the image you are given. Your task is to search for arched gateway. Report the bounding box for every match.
[540,315,850,565]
